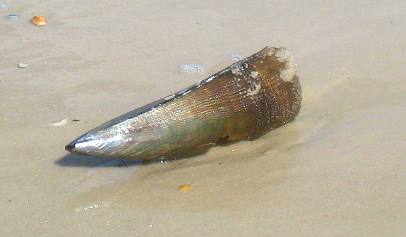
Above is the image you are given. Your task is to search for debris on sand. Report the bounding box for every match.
[7,14,19,21]
[178,184,192,193]
[31,15,47,26]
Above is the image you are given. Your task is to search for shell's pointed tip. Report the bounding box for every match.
[65,142,76,152]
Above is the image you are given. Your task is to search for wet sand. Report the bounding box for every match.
[1,0,405,236]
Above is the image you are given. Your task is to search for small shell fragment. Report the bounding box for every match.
[17,63,28,68]
[49,119,68,127]
[178,184,192,193]
[7,14,19,21]
[31,15,47,26]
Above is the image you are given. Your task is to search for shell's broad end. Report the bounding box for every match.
[65,46,302,161]
[264,46,297,82]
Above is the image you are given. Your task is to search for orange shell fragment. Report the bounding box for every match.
[178,184,192,193]
[31,16,47,26]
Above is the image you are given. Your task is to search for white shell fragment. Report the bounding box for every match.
[49,119,69,127]
[17,63,28,68]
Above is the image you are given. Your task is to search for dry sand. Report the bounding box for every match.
[1,0,405,236]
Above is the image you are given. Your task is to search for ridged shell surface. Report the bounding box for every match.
[65,47,302,160]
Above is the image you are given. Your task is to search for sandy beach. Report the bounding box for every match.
[1,0,405,236]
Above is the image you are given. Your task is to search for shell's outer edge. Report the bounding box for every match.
[67,46,302,160]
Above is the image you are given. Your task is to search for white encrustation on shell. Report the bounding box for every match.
[246,84,262,96]
[273,48,296,82]
[231,65,243,75]
[250,71,259,78]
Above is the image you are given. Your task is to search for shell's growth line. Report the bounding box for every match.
[65,47,302,160]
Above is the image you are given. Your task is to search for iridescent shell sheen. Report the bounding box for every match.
[65,47,302,160]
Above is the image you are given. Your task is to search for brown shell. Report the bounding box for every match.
[65,47,302,160]
[31,16,47,26]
